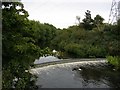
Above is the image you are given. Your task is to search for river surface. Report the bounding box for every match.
[31,57,120,88]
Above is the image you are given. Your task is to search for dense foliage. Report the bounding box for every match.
[51,11,120,59]
[2,1,55,89]
[28,20,57,48]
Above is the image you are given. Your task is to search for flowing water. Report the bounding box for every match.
[31,58,120,88]
[34,56,61,64]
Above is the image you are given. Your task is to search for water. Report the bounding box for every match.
[30,59,120,88]
[34,56,61,64]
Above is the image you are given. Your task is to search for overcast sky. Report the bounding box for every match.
[21,0,112,29]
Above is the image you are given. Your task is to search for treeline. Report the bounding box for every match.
[51,10,120,58]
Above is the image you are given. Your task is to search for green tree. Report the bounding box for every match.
[94,14,104,31]
[82,10,94,30]
[28,20,56,49]
[2,1,51,89]
[94,15,104,25]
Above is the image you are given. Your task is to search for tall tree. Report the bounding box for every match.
[2,1,49,88]
[82,10,94,30]
[94,14,104,30]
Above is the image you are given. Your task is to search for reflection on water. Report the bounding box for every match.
[74,64,120,88]
[31,60,120,88]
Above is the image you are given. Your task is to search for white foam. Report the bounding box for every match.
[30,60,106,74]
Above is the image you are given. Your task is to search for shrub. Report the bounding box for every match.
[107,56,120,70]
[64,43,87,58]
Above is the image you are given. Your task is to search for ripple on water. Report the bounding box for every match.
[30,60,120,88]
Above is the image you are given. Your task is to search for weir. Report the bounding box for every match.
[32,58,106,68]
[29,59,120,88]
[30,59,107,74]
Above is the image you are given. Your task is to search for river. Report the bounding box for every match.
[30,56,120,88]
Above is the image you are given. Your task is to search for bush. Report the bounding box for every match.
[64,43,88,58]
[107,56,120,70]
[87,45,107,58]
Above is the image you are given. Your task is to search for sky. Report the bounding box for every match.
[21,0,112,29]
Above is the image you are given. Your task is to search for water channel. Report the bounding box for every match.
[30,56,120,88]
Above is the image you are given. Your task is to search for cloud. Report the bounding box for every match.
[22,0,112,29]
